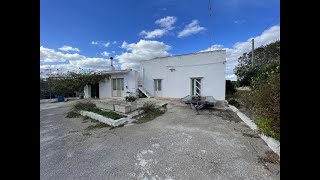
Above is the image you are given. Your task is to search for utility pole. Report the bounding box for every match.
[252,39,255,67]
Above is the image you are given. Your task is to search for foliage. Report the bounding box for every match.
[234,40,280,87]
[40,78,50,99]
[228,99,240,108]
[41,71,110,96]
[125,96,137,102]
[135,102,166,124]
[226,80,236,96]
[66,111,80,118]
[85,122,111,131]
[86,107,125,120]
[72,101,96,112]
[67,101,124,120]
[250,59,280,140]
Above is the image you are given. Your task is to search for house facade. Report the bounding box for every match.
[84,50,226,100]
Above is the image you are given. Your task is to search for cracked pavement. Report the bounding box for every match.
[40,100,280,180]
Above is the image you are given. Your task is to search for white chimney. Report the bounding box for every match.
[110,57,115,71]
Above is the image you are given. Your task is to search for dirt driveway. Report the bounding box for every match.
[40,100,280,180]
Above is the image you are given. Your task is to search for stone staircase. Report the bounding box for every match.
[138,87,154,98]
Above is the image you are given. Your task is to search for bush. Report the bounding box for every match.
[250,60,280,140]
[125,96,137,102]
[72,101,96,112]
[140,102,158,114]
[226,80,236,96]
[228,99,240,108]
[136,102,165,123]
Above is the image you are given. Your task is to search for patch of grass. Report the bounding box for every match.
[258,150,280,164]
[85,122,111,131]
[86,107,125,120]
[66,111,80,118]
[66,101,96,118]
[82,132,92,136]
[242,132,260,138]
[135,102,166,124]
[256,116,280,141]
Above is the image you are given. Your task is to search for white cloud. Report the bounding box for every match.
[103,42,110,47]
[201,25,280,80]
[140,29,168,39]
[40,46,113,74]
[155,16,177,30]
[40,46,85,62]
[91,41,98,45]
[178,20,206,38]
[112,41,117,44]
[116,40,171,69]
[58,45,80,52]
[140,16,177,39]
[101,51,110,57]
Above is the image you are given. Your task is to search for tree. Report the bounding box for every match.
[234,40,280,86]
[41,71,111,97]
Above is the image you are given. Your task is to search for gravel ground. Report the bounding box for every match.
[40,100,280,180]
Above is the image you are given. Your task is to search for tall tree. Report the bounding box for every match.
[234,40,280,86]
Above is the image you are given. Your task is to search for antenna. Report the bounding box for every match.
[208,0,213,51]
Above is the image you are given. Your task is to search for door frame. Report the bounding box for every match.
[153,79,162,97]
[111,78,124,97]
[190,77,203,96]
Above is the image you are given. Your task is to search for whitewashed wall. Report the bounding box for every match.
[139,50,226,100]
[83,69,139,99]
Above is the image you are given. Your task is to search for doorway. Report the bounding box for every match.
[91,84,99,98]
[191,78,202,96]
[112,78,124,97]
[154,79,162,97]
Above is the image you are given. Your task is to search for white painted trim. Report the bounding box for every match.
[228,105,280,157]
[80,111,135,127]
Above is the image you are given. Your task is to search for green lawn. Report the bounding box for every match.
[87,107,125,120]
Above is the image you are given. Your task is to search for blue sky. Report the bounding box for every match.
[40,0,280,80]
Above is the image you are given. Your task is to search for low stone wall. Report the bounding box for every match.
[228,105,280,157]
[79,110,134,127]
[40,99,58,104]
[94,100,137,114]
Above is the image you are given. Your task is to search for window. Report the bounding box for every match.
[154,79,162,91]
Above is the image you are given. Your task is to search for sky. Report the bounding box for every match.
[40,0,280,80]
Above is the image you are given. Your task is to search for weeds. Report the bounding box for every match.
[66,111,80,118]
[135,102,166,124]
[258,150,280,164]
[85,122,111,131]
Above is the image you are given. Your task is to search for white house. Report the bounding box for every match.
[84,50,226,100]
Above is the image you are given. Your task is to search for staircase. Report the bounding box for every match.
[138,87,154,98]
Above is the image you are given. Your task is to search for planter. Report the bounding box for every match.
[79,110,134,127]
[127,101,137,111]
[114,104,131,114]
[96,101,115,111]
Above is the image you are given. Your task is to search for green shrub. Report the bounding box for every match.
[136,102,165,124]
[250,60,280,140]
[72,101,96,112]
[257,116,280,141]
[226,80,236,95]
[228,99,240,108]
[125,96,137,102]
